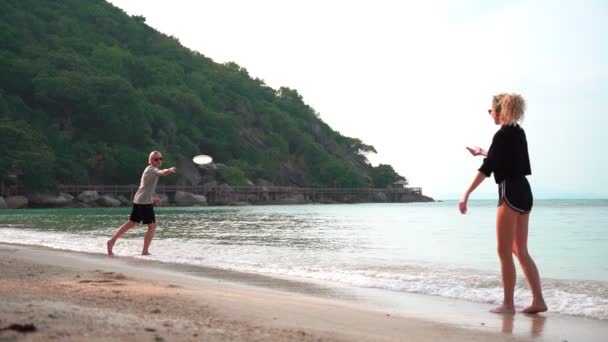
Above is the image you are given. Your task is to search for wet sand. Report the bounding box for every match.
[1,243,605,341]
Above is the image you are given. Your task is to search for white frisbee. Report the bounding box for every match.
[192,154,213,165]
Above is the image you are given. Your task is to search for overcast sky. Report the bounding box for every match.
[108,0,607,199]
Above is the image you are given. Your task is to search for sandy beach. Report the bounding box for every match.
[1,243,605,341]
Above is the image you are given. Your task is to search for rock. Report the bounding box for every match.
[27,193,72,207]
[174,191,207,206]
[280,160,307,187]
[202,181,218,191]
[272,194,307,205]
[176,157,202,186]
[398,192,434,203]
[116,195,131,206]
[96,195,121,207]
[228,201,250,206]
[70,201,91,208]
[216,184,233,192]
[198,163,227,172]
[373,192,388,202]
[59,192,74,202]
[77,191,99,204]
[256,179,275,187]
[0,197,6,209]
[6,196,28,209]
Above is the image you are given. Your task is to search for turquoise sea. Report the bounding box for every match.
[1,200,607,320]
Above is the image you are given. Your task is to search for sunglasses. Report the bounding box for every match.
[154,157,163,162]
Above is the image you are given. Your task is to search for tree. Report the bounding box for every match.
[370,164,406,188]
[0,119,54,192]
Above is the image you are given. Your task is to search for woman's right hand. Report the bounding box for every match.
[466,146,485,156]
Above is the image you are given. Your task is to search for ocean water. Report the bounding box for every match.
[1,200,607,320]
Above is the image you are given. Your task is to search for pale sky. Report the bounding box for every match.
[108,0,607,199]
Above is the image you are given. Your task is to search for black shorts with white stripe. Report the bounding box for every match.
[498,177,533,214]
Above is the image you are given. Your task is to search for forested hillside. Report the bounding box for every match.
[0,0,408,193]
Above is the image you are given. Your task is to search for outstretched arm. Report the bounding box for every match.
[459,171,487,214]
[158,167,177,176]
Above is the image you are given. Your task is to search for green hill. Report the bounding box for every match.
[0,0,408,193]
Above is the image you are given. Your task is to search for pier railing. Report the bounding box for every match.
[58,184,422,202]
[56,184,422,196]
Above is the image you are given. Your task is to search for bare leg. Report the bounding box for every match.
[141,222,156,255]
[107,220,137,256]
[491,203,517,314]
[513,213,547,314]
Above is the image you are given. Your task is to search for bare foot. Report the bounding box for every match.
[141,251,151,256]
[107,240,115,256]
[521,303,548,314]
[490,305,516,314]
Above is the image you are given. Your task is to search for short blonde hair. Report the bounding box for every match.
[492,93,526,125]
[148,151,161,164]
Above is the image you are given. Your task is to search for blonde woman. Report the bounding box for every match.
[107,151,176,256]
[459,93,547,314]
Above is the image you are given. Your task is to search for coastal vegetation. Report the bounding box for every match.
[0,0,409,195]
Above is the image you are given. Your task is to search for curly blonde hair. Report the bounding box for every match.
[492,93,526,125]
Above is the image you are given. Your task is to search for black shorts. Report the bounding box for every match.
[129,203,156,224]
[498,177,533,214]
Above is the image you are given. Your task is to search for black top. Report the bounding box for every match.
[479,124,531,183]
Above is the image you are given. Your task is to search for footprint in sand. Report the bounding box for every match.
[96,271,128,280]
[77,279,127,286]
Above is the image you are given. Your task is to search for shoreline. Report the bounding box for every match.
[2,243,607,341]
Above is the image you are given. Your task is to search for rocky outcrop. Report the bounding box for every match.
[174,191,207,206]
[373,192,388,202]
[398,192,434,202]
[6,196,28,209]
[270,194,308,205]
[116,195,131,206]
[60,192,74,202]
[256,179,275,187]
[176,157,202,186]
[97,195,121,207]
[27,193,73,208]
[77,191,99,205]
[276,158,307,187]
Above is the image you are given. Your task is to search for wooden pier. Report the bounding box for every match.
[56,184,424,204]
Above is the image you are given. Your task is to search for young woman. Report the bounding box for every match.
[107,151,176,256]
[459,93,547,314]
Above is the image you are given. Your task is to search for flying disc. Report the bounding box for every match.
[192,155,213,165]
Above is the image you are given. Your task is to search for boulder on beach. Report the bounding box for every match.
[272,194,307,205]
[97,195,121,207]
[77,191,99,204]
[6,196,28,209]
[116,195,131,206]
[27,193,73,207]
[174,191,207,206]
[373,192,388,202]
